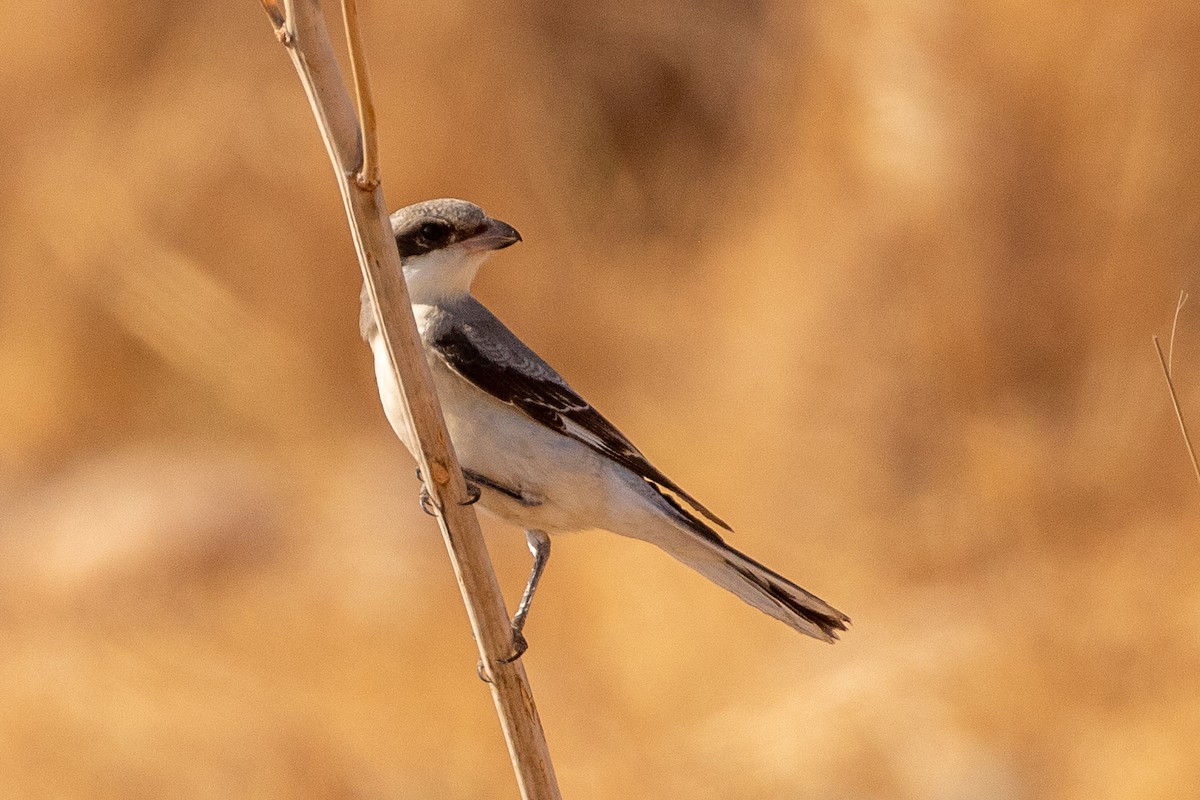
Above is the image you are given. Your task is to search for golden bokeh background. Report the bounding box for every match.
[2,0,1199,797]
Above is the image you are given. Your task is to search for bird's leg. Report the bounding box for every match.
[415,466,546,669]
[500,528,551,664]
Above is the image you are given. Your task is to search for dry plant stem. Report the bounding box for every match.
[339,0,378,189]
[1169,291,1188,375]
[1154,336,1200,489]
[257,1,561,797]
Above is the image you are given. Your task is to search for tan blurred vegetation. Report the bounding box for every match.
[2,0,1199,797]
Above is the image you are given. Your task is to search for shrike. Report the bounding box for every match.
[362,198,848,660]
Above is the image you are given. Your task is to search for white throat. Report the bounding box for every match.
[402,247,490,305]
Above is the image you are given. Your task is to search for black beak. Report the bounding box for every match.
[462,218,522,252]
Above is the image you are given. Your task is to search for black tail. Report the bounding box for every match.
[646,483,849,642]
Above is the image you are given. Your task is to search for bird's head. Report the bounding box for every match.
[389,198,521,304]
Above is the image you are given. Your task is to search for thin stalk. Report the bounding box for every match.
[256,1,561,796]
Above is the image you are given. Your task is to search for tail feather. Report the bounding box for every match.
[660,533,850,643]
[638,481,849,642]
[723,549,849,642]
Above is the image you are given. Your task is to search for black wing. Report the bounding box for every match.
[430,319,733,535]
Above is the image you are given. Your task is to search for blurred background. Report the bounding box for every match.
[2,0,1198,797]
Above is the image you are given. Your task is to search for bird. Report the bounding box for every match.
[361,198,848,660]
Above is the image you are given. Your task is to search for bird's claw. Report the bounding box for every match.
[500,628,528,664]
[473,627,529,682]
[418,486,438,516]
[416,467,480,511]
[415,467,438,515]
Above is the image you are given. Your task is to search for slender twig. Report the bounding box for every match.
[261,0,285,33]
[1154,334,1200,489]
[339,0,379,189]
[257,2,561,797]
[1169,291,1187,376]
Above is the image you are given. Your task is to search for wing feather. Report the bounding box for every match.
[429,311,732,534]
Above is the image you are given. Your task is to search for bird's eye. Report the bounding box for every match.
[415,221,451,247]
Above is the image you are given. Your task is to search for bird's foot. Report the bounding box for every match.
[501,628,528,664]
[417,466,481,509]
[414,467,437,514]
[474,627,529,682]
[418,486,438,516]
